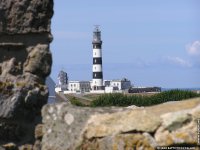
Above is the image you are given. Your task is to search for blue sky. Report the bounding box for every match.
[50,0,200,88]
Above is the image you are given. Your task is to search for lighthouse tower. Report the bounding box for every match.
[92,26,104,91]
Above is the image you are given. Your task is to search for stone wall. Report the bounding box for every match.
[0,0,53,145]
[42,98,200,150]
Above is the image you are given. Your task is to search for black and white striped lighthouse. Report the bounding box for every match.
[92,26,104,90]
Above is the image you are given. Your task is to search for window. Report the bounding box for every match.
[95,74,96,77]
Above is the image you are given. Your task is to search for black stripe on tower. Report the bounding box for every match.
[93,58,102,64]
[92,41,102,44]
[93,43,102,49]
[93,72,103,79]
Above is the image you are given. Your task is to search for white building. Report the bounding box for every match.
[104,78,131,90]
[55,77,132,94]
[105,86,119,93]
[67,81,90,93]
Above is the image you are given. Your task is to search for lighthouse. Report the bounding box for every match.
[92,26,104,91]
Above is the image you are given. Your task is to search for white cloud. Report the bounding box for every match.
[165,56,192,68]
[186,41,200,56]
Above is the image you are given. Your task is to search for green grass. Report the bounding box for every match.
[69,96,87,107]
[82,94,101,100]
[90,90,200,107]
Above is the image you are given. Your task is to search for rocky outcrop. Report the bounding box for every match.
[0,0,53,145]
[42,98,200,149]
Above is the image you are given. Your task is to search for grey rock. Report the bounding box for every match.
[42,98,200,150]
[41,103,128,150]
[0,0,53,34]
[0,146,5,150]
[33,140,42,150]
[0,80,48,120]
[0,0,53,145]
[24,44,52,77]
[41,103,93,150]
[161,110,192,131]
[34,124,43,140]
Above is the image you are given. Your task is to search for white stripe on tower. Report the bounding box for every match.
[93,64,102,72]
[92,26,103,90]
[93,48,102,57]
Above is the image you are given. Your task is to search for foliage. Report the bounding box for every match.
[90,90,200,107]
[69,96,86,107]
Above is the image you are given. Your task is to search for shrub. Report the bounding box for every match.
[90,90,200,107]
[69,97,86,107]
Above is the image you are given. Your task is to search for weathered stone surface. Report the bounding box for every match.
[0,0,53,145]
[24,44,52,77]
[42,104,127,150]
[2,143,17,150]
[80,133,157,150]
[154,107,199,146]
[18,144,33,150]
[85,108,160,139]
[0,81,48,119]
[34,124,43,140]
[42,97,200,150]
[33,140,41,150]
[0,0,53,34]
[0,146,5,150]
